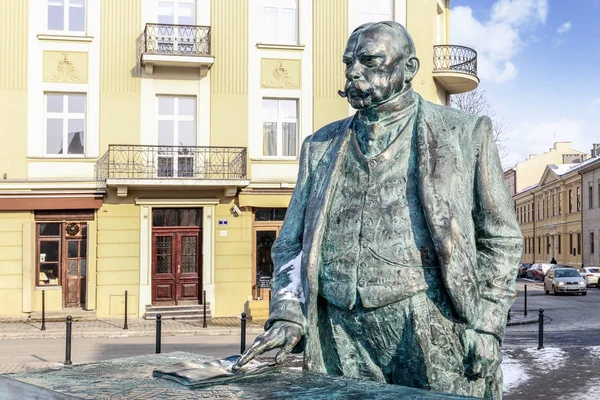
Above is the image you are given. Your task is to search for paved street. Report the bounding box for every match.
[1,278,599,398]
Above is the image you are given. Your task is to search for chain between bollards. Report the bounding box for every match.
[537,308,544,350]
[123,290,128,330]
[203,290,207,328]
[156,314,162,354]
[524,284,528,317]
[240,312,247,354]
[64,315,72,365]
[41,290,46,331]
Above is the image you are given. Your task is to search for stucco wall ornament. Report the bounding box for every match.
[50,53,84,83]
[265,61,298,89]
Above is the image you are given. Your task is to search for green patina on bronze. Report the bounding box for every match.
[1,352,480,399]
[234,21,522,400]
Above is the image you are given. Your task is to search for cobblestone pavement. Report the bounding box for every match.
[0,317,264,340]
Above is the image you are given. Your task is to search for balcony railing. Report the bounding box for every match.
[144,23,211,56]
[433,45,477,76]
[97,145,247,181]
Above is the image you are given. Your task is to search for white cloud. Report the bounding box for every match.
[451,0,548,84]
[504,118,590,167]
[557,22,572,34]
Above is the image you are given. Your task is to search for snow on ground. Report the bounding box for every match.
[587,346,600,359]
[502,353,530,392]
[523,347,567,372]
[559,382,600,400]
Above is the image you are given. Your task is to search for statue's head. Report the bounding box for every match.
[339,21,420,110]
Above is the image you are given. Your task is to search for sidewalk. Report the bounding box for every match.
[0,317,265,340]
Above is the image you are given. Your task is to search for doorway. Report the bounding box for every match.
[252,208,286,300]
[151,208,202,305]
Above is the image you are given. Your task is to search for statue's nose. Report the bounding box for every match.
[345,61,361,80]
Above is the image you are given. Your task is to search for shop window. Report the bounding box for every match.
[254,208,287,222]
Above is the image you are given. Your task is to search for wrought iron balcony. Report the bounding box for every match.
[141,23,214,75]
[432,45,479,94]
[96,145,247,182]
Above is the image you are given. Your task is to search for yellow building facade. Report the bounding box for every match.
[515,164,587,268]
[0,0,477,319]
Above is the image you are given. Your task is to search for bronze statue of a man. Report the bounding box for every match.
[235,21,522,399]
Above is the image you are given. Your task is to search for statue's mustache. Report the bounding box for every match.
[338,80,372,98]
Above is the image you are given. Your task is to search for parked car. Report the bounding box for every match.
[544,267,587,295]
[527,263,553,281]
[579,267,600,287]
[518,263,532,278]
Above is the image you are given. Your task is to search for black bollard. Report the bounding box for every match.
[203,290,207,328]
[124,290,129,330]
[507,308,511,322]
[41,290,46,331]
[240,312,247,353]
[524,284,528,317]
[537,308,544,350]
[65,315,73,365]
[156,314,162,354]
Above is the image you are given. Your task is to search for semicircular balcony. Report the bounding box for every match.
[432,45,479,94]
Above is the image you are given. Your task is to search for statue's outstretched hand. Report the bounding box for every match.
[232,321,303,370]
[463,329,501,380]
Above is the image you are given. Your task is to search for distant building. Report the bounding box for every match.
[581,156,600,268]
[515,156,600,267]
[506,142,589,194]
[504,168,517,198]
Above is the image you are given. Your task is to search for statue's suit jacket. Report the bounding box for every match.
[266,92,523,373]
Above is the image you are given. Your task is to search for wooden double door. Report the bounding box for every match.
[152,227,202,304]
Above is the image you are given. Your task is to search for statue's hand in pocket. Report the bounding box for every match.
[463,329,501,380]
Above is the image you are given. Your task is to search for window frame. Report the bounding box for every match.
[262,0,299,45]
[157,0,197,25]
[44,92,87,158]
[590,182,594,210]
[358,0,395,26]
[37,223,63,287]
[576,186,581,211]
[261,98,299,159]
[591,231,595,255]
[46,0,87,35]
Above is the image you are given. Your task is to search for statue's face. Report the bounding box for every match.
[342,25,412,110]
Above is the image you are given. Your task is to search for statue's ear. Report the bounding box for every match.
[404,56,420,83]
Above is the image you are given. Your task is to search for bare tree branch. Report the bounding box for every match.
[451,89,509,162]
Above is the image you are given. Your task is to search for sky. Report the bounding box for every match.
[449,0,600,168]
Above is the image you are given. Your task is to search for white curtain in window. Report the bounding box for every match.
[264,7,278,43]
[282,122,297,157]
[263,123,277,156]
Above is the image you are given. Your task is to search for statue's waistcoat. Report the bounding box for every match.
[319,113,439,310]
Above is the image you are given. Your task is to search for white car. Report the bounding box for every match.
[580,267,600,287]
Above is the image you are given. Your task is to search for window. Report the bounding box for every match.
[527,204,530,223]
[577,186,581,211]
[157,0,196,53]
[36,221,88,289]
[255,208,287,222]
[538,237,541,254]
[38,223,61,286]
[598,180,600,211]
[537,200,541,219]
[589,183,594,209]
[569,234,573,255]
[47,0,86,33]
[358,0,394,25]
[591,232,595,254]
[568,189,573,213]
[558,234,561,255]
[558,193,562,215]
[578,232,581,255]
[158,0,195,24]
[546,196,550,218]
[45,94,86,156]
[262,99,298,157]
[546,236,550,255]
[157,96,197,177]
[552,194,556,216]
[528,238,532,254]
[263,0,298,44]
